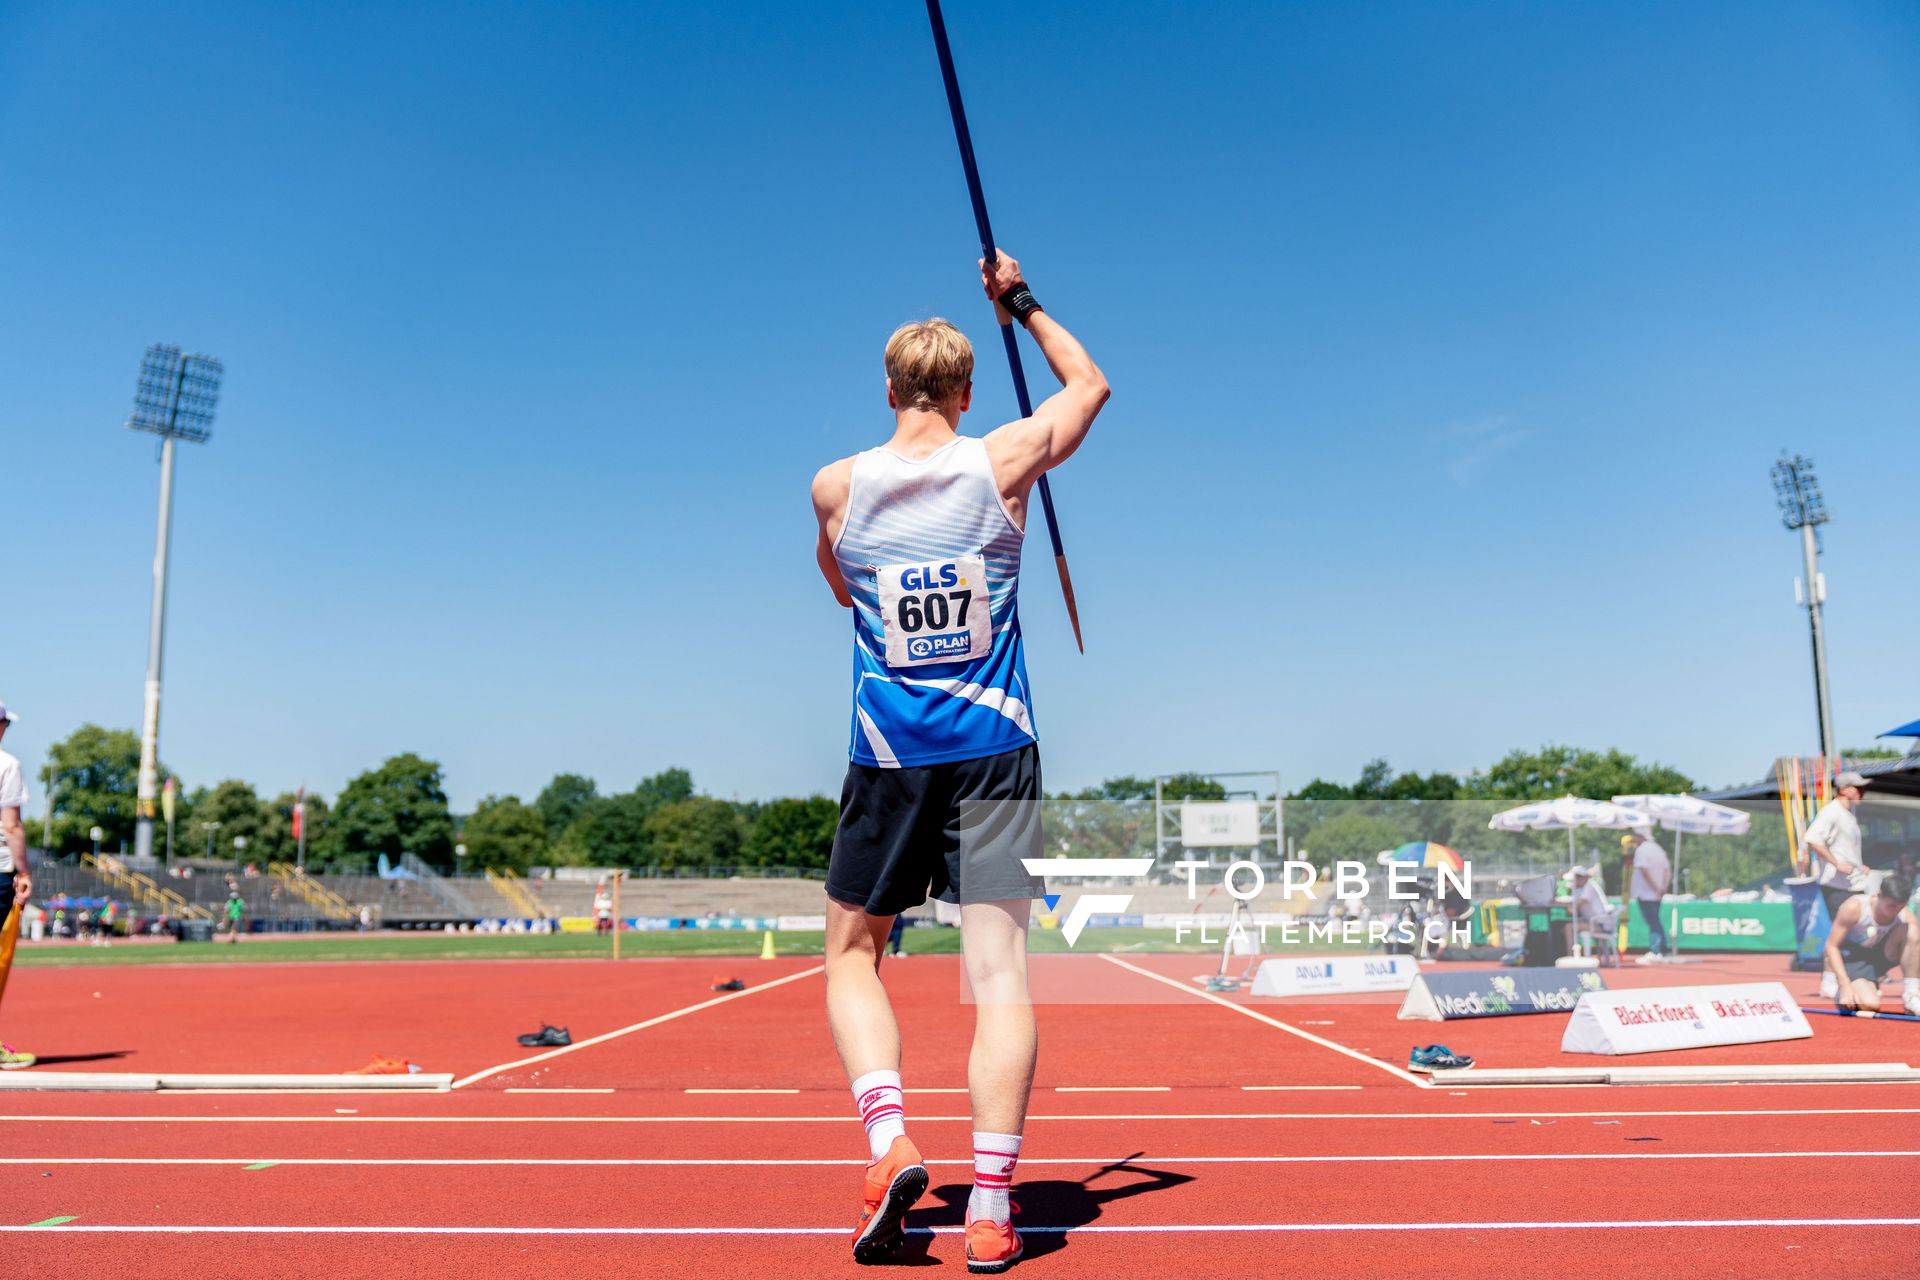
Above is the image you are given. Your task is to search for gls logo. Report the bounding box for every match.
[899,563,962,591]
[1018,857,1155,946]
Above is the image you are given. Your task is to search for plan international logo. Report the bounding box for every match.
[1019,858,1155,946]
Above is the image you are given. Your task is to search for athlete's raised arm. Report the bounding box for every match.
[811,458,855,608]
[979,251,1110,510]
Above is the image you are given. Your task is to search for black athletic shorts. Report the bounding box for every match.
[826,743,1046,916]
[1840,942,1900,985]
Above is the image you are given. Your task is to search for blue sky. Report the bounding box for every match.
[3,1,1916,813]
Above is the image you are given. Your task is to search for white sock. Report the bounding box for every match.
[1819,971,1838,999]
[851,1069,906,1162]
[969,1131,1022,1225]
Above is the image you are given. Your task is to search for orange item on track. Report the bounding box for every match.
[344,1054,414,1075]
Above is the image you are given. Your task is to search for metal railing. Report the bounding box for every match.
[269,862,357,922]
[82,852,208,919]
[485,867,549,918]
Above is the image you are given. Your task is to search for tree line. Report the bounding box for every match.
[35,724,1794,889]
[35,726,836,875]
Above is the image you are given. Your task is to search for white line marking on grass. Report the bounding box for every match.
[5,1219,1917,1236]
[5,1151,1917,1168]
[1097,954,1427,1087]
[450,964,825,1089]
[10,1107,1920,1124]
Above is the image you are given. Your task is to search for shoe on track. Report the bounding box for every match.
[1408,1044,1474,1072]
[0,1043,35,1070]
[851,1135,927,1264]
[966,1211,1023,1273]
[516,1025,571,1047]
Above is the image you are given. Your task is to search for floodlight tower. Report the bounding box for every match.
[126,344,223,862]
[1771,453,1834,768]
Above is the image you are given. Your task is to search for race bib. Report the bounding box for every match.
[874,555,991,667]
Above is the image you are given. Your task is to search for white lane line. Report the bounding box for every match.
[5,1219,1918,1235]
[905,1088,969,1094]
[1097,954,1426,1087]
[4,1151,1917,1167]
[1055,1087,1170,1093]
[7,1107,1919,1123]
[1240,1086,1363,1092]
[449,963,825,1089]
[683,1089,799,1095]
[503,1089,614,1095]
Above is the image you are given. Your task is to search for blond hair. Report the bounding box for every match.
[884,318,973,410]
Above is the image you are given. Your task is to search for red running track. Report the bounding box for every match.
[1,952,1917,1277]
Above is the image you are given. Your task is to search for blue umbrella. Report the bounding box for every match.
[1880,719,1920,738]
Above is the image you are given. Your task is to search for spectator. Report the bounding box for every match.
[1563,864,1616,959]
[1624,830,1673,964]
[1804,771,1870,921]
[0,698,35,1070]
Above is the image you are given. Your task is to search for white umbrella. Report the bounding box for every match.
[1610,794,1751,838]
[1488,795,1655,872]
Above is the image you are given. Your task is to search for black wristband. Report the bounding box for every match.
[998,281,1042,327]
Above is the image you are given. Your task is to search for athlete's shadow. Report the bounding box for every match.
[28,1050,135,1066]
[903,1153,1195,1262]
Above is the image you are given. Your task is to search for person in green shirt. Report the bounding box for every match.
[224,890,244,944]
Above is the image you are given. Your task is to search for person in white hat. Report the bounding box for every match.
[0,700,35,1069]
[1804,771,1870,922]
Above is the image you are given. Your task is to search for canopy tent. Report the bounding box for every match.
[1881,718,1920,740]
[1705,754,1920,812]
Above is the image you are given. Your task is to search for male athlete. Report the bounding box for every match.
[811,251,1107,1271]
[1822,872,1919,1016]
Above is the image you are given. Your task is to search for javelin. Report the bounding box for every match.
[925,0,1084,653]
[1804,1007,1920,1024]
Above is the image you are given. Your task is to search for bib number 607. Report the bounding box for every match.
[897,589,972,633]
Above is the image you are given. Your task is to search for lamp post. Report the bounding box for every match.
[89,826,104,860]
[126,345,223,862]
[201,820,222,863]
[234,834,248,878]
[455,843,466,878]
[1771,453,1836,774]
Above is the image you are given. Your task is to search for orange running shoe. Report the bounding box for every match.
[851,1135,927,1264]
[965,1206,1023,1274]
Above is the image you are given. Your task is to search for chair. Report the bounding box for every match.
[1575,907,1621,967]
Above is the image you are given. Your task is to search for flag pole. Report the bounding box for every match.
[925,0,1083,652]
